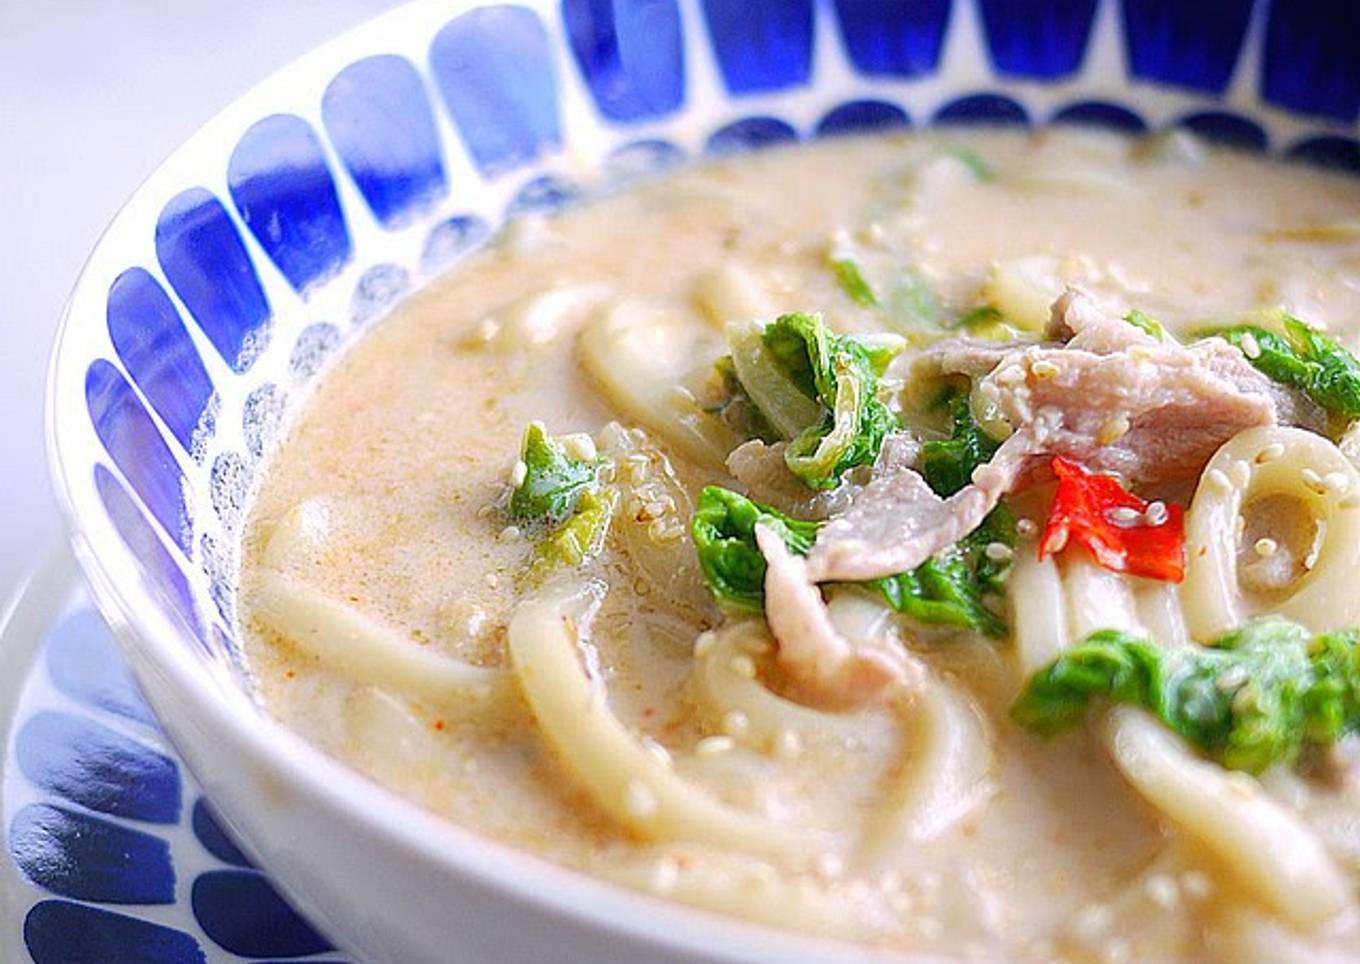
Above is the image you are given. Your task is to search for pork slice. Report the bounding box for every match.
[805,429,1035,582]
[755,525,904,707]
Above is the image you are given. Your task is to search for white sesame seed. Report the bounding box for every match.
[1323,471,1350,496]
[729,655,757,679]
[1255,442,1285,464]
[1031,359,1061,379]
[484,572,500,589]
[1046,527,1070,553]
[497,525,522,542]
[695,735,735,756]
[643,738,673,768]
[1145,501,1169,526]
[814,852,845,880]
[1228,460,1251,488]
[774,729,802,759]
[693,632,717,658]
[510,460,528,487]
[1206,468,1231,491]
[984,541,1014,562]
[1098,413,1131,444]
[1302,468,1328,495]
[1144,873,1180,909]
[475,317,500,342]
[1107,506,1143,526]
[1253,537,1278,558]
[1017,518,1038,537]
[1180,870,1213,899]
[1216,666,1249,691]
[1240,331,1262,359]
[624,780,658,819]
[722,710,750,737]
[995,365,1026,385]
[561,433,597,461]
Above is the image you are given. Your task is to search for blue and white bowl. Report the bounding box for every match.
[44,1,1360,961]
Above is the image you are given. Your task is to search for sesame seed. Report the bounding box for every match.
[1254,537,1278,558]
[695,735,734,756]
[643,739,673,768]
[1145,501,1169,526]
[1216,666,1249,691]
[984,542,1014,562]
[510,460,528,487]
[995,365,1026,385]
[1206,468,1231,491]
[1302,468,1328,495]
[1098,413,1131,444]
[774,729,802,759]
[1228,460,1251,488]
[1180,870,1213,899]
[1107,506,1143,526]
[1323,471,1350,496]
[730,655,757,679]
[722,710,750,737]
[484,572,500,589]
[1046,527,1070,553]
[1144,874,1180,909]
[1017,518,1038,537]
[1031,359,1061,379]
[624,780,658,819]
[561,433,597,461]
[476,317,500,342]
[497,525,522,542]
[1240,332,1262,359]
[693,632,717,658]
[1255,442,1285,464]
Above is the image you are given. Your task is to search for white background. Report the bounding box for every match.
[0,1,403,601]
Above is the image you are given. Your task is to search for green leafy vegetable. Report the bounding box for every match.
[691,486,1013,635]
[525,489,618,582]
[726,313,904,490]
[1124,309,1168,341]
[920,391,1000,497]
[509,423,600,523]
[691,486,819,613]
[883,266,943,331]
[706,356,780,443]
[1206,315,1360,418]
[1012,617,1360,773]
[869,505,1015,637]
[831,257,879,307]
[949,146,995,182]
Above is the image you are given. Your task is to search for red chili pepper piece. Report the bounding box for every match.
[1039,456,1186,582]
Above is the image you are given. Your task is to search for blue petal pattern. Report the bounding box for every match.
[422,214,491,272]
[1178,110,1268,151]
[45,608,156,727]
[706,116,799,155]
[94,465,206,650]
[15,711,181,824]
[229,115,353,293]
[322,55,448,229]
[563,0,684,122]
[192,870,334,957]
[11,804,174,904]
[832,0,951,78]
[816,100,911,137]
[978,0,1097,79]
[430,6,562,175]
[1287,135,1360,174]
[106,268,214,455]
[1122,0,1254,94]
[605,139,687,181]
[1262,1,1360,123]
[701,0,812,94]
[156,187,272,373]
[507,175,580,215]
[25,901,205,964]
[934,93,1030,125]
[85,360,190,553]
[1051,100,1148,132]
[191,799,254,868]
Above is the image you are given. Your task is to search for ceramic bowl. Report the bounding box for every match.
[45,1,1360,960]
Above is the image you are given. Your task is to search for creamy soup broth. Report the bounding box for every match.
[240,129,1360,961]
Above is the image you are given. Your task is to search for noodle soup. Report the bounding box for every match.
[240,129,1360,961]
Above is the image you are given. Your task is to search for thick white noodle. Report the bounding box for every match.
[1133,579,1191,651]
[1031,551,1349,931]
[1104,707,1349,930]
[690,621,876,751]
[578,301,738,468]
[1183,426,1360,638]
[252,571,516,713]
[1008,545,1069,676]
[508,583,815,857]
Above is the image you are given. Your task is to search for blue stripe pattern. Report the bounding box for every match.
[45,608,157,727]
[25,901,206,964]
[701,0,813,94]
[192,870,334,957]
[11,804,175,904]
[1122,0,1255,94]
[832,0,951,78]
[978,0,1097,79]
[564,0,685,122]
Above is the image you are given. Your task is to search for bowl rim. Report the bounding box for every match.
[40,2,958,961]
